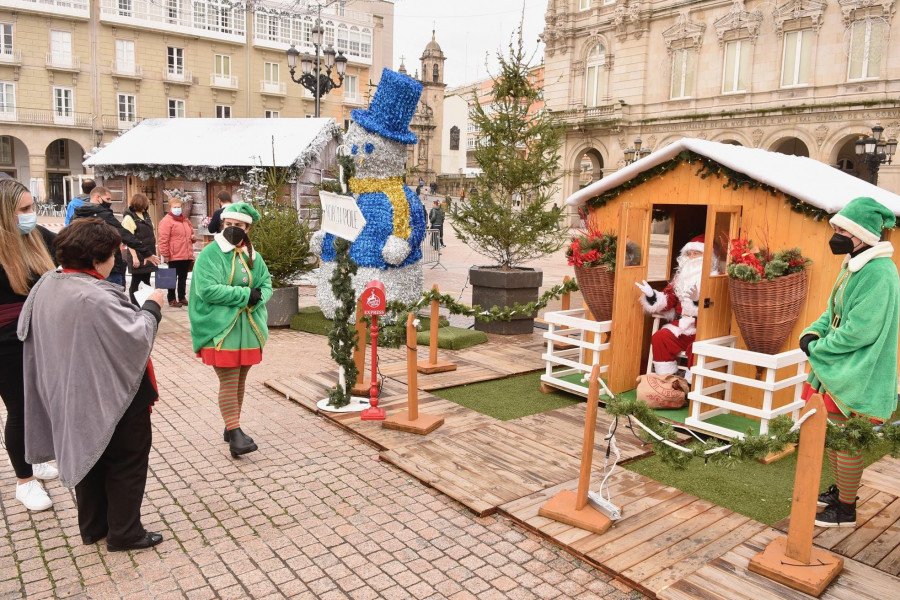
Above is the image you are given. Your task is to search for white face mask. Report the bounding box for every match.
[17,212,38,235]
[171,207,182,216]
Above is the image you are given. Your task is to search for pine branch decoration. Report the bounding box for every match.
[327,238,359,408]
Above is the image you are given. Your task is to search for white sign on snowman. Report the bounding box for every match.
[319,191,367,242]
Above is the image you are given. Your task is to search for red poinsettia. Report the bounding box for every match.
[726,238,811,282]
[566,209,617,270]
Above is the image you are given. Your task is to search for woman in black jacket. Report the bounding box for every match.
[0,179,59,511]
[122,193,158,306]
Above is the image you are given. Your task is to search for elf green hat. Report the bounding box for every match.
[221,202,260,225]
[830,196,896,246]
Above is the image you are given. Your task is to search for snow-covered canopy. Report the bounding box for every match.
[85,118,341,181]
[566,138,900,215]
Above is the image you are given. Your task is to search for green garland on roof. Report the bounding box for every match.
[583,151,834,222]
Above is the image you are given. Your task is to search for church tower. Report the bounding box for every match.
[407,31,446,187]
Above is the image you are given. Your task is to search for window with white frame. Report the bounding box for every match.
[336,23,348,53]
[264,62,279,83]
[50,30,72,66]
[323,20,335,48]
[781,29,813,87]
[584,43,607,107]
[166,0,181,24]
[265,110,279,118]
[848,19,887,81]
[215,54,231,77]
[1,24,12,57]
[115,39,135,74]
[0,82,14,117]
[168,98,185,118]
[579,0,591,10]
[467,137,476,149]
[722,39,751,93]
[670,48,696,99]
[344,74,358,101]
[349,26,361,55]
[53,87,73,120]
[167,47,184,76]
[216,105,231,118]
[118,93,136,122]
[118,0,132,17]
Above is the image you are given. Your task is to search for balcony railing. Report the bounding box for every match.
[163,69,193,84]
[46,54,80,71]
[0,49,22,65]
[4,0,89,18]
[210,74,238,89]
[556,103,619,123]
[11,108,92,128]
[101,114,142,130]
[99,0,245,42]
[260,80,286,95]
[111,62,142,78]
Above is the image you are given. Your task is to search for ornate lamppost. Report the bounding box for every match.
[624,137,652,165]
[854,125,898,185]
[285,17,347,118]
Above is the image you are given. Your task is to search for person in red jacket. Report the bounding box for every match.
[157,196,196,307]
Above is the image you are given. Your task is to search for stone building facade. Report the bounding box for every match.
[541,0,900,215]
[0,0,394,205]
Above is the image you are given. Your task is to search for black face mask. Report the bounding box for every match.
[222,226,247,246]
[828,233,855,255]
[100,201,112,209]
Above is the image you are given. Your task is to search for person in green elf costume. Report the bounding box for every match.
[799,196,899,528]
[188,202,273,458]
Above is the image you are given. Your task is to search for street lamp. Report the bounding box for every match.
[285,16,347,118]
[854,124,897,185]
[624,137,652,165]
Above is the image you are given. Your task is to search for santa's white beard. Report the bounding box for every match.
[673,256,703,299]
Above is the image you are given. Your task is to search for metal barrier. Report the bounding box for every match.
[421,229,446,270]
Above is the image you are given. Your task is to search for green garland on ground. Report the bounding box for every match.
[374,278,581,347]
[605,394,900,469]
[326,238,359,408]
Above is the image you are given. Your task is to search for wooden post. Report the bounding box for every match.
[383,313,445,434]
[537,364,612,534]
[561,275,571,311]
[748,394,843,596]
[350,299,369,397]
[416,284,457,374]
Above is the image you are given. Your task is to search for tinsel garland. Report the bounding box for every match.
[584,151,835,223]
[327,238,359,408]
[374,279,581,347]
[350,176,410,239]
[605,393,900,469]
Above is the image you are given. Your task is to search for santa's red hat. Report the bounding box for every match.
[680,235,705,256]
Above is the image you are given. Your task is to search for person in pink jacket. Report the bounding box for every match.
[157,196,196,307]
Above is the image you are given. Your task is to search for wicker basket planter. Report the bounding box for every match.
[573,264,615,321]
[728,270,809,355]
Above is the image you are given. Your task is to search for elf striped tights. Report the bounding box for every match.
[826,410,863,505]
[215,366,252,431]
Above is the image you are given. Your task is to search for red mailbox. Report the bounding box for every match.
[360,280,387,420]
[361,280,386,316]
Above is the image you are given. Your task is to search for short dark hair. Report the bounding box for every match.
[81,179,96,195]
[55,218,122,269]
[90,186,111,201]
[217,190,232,204]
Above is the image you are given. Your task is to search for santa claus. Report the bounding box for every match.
[635,235,707,379]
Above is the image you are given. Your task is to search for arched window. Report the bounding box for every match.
[584,43,606,107]
[433,63,440,83]
[449,126,460,150]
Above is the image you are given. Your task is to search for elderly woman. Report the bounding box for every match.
[157,195,196,307]
[189,203,272,458]
[19,218,166,551]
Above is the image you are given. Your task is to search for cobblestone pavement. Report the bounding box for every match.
[1,219,645,599]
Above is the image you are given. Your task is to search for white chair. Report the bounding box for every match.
[646,314,690,379]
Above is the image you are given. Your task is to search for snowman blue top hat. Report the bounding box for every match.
[350,68,423,145]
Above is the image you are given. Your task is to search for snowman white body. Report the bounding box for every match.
[312,122,427,318]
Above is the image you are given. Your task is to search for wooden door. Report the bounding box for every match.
[696,205,741,341]
[609,202,651,392]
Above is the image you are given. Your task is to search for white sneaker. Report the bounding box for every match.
[15,479,53,511]
[31,462,58,481]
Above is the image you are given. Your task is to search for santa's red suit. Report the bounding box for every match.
[636,236,706,377]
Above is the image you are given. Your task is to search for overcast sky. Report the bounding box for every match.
[388,0,548,88]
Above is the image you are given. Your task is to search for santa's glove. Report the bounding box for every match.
[248,288,262,307]
[799,334,817,356]
[635,280,655,300]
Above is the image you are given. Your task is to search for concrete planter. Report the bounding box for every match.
[267,285,299,327]
[470,266,543,335]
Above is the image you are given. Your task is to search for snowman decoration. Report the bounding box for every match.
[312,68,427,318]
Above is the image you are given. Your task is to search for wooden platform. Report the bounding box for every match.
[862,455,900,498]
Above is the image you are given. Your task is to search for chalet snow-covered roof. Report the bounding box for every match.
[84,118,341,181]
[566,138,900,216]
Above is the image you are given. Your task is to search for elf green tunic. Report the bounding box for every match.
[188,235,273,367]
[801,242,899,422]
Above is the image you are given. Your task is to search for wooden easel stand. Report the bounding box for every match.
[384,313,445,434]
[417,284,456,374]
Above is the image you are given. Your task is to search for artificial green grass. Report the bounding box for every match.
[416,327,487,350]
[625,441,891,526]
[433,372,580,421]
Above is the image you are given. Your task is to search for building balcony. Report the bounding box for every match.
[260,81,286,96]
[4,0,89,19]
[101,114,141,131]
[111,62,142,79]
[163,69,193,85]
[99,0,245,44]
[46,54,80,72]
[555,103,621,124]
[210,74,239,90]
[0,108,16,122]
[0,49,22,66]
[6,108,91,128]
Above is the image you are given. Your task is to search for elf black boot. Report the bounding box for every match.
[229,428,258,458]
[814,498,856,528]
[817,484,840,508]
[224,428,254,444]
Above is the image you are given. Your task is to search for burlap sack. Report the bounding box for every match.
[635,374,690,410]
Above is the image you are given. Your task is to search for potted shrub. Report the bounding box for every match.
[449,33,567,335]
[727,238,812,355]
[566,212,617,321]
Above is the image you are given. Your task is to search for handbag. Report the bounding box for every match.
[635,373,690,410]
[155,265,177,289]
